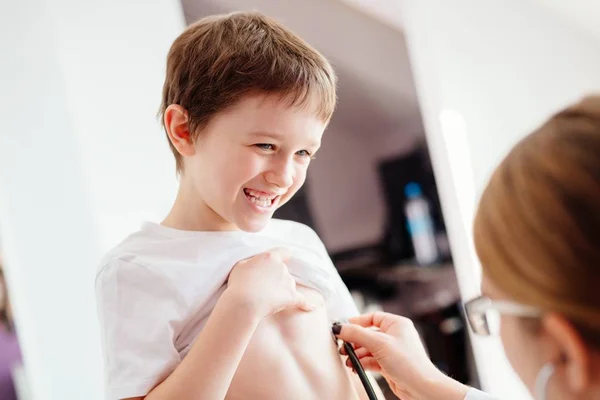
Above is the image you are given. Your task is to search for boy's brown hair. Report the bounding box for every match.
[159,11,338,173]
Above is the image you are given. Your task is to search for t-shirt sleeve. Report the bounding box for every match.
[95,259,186,399]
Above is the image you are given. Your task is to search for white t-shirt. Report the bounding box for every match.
[95,219,359,400]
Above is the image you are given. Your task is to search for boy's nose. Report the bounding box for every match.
[265,162,294,188]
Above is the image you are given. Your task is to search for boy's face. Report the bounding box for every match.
[174,94,326,232]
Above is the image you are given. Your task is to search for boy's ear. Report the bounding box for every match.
[164,104,195,156]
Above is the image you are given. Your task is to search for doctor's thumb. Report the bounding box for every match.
[333,323,383,350]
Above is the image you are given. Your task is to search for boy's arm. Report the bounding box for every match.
[134,290,260,400]
[125,248,312,400]
[98,260,255,400]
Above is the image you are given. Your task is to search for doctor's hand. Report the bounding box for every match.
[335,312,470,400]
[227,248,321,319]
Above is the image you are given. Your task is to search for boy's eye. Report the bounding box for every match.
[255,143,275,151]
[296,150,312,158]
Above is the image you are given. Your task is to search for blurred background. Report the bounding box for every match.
[1,0,599,399]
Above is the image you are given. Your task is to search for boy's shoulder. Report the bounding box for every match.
[97,223,161,270]
[95,222,205,281]
[95,223,237,301]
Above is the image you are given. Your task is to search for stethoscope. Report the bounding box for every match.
[332,321,379,400]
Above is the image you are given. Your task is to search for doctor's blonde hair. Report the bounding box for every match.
[474,95,600,347]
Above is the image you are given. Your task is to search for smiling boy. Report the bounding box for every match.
[95,11,383,400]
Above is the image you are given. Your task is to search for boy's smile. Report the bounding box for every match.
[243,188,282,211]
[163,94,326,232]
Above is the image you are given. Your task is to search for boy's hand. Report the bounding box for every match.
[226,248,321,318]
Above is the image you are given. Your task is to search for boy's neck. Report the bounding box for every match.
[162,184,238,232]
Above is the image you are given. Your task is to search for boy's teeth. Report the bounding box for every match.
[250,196,271,207]
[245,189,275,207]
[246,189,275,201]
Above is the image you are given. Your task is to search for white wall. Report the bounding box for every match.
[0,1,184,399]
[400,0,600,399]
[531,0,600,44]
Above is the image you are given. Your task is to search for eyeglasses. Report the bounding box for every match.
[464,295,542,336]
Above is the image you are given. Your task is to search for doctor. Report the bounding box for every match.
[333,96,600,400]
